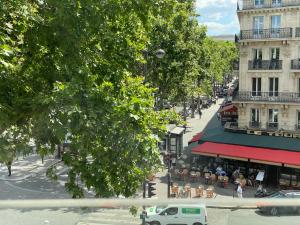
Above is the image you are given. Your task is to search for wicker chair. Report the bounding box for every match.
[195,185,204,198]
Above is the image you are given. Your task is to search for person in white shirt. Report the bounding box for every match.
[237,183,243,198]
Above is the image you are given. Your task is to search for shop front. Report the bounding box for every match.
[192,141,300,188]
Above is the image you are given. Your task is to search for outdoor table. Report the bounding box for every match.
[182,154,188,160]
[177,159,184,165]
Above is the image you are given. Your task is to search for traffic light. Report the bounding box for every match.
[147,182,156,198]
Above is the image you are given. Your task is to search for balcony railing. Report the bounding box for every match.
[296,27,300,37]
[248,60,282,70]
[249,121,261,129]
[233,61,239,70]
[238,0,300,10]
[233,91,300,103]
[267,122,279,130]
[291,59,300,70]
[240,28,293,40]
[295,124,300,130]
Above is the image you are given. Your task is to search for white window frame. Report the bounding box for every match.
[254,0,264,8]
[251,108,260,122]
[252,77,262,96]
[269,109,279,123]
[272,0,282,7]
[269,77,279,96]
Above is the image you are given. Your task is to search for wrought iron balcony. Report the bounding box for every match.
[233,61,239,70]
[291,59,300,70]
[296,27,300,37]
[238,0,300,10]
[233,91,300,103]
[249,60,282,70]
[240,28,293,40]
[267,122,279,130]
[249,121,261,129]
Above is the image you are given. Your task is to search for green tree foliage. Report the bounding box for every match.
[0,0,181,197]
[146,0,207,109]
[200,37,238,96]
[0,0,237,197]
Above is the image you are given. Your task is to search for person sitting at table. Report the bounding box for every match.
[220,170,227,177]
[216,165,223,175]
[231,168,240,182]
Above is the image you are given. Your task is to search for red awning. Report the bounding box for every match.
[218,104,237,113]
[192,142,300,167]
[188,132,204,144]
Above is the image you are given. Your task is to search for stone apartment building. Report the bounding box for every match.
[234,0,300,132]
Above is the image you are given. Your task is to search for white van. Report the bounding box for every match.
[144,204,207,225]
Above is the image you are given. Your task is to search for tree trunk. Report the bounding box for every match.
[191,96,195,118]
[57,144,61,159]
[183,100,187,122]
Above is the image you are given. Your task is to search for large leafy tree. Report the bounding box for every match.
[146,0,207,112]
[0,0,180,197]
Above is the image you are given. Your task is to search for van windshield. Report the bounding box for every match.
[156,205,167,213]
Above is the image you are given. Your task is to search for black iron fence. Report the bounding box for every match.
[233,61,239,70]
[296,27,300,37]
[248,60,282,70]
[240,28,292,40]
[238,0,300,10]
[249,121,261,129]
[266,122,279,130]
[233,91,300,103]
[291,59,300,70]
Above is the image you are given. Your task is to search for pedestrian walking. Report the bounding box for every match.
[198,108,202,119]
[237,183,243,198]
[217,112,221,120]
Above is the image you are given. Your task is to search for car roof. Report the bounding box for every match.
[166,204,206,208]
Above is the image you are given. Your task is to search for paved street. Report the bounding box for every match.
[153,98,226,199]
[0,207,299,225]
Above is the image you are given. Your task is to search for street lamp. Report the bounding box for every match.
[155,49,166,59]
[167,133,173,198]
[141,48,165,199]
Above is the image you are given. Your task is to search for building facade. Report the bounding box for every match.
[234,0,300,132]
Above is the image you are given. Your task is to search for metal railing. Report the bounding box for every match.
[233,91,300,103]
[233,61,239,70]
[240,28,293,40]
[296,27,300,37]
[267,122,279,130]
[248,60,282,70]
[238,0,300,10]
[291,59,300,70]
[249,121,261,128]
[295,124,300,130]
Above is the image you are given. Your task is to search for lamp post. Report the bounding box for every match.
[141,48,165,199]
[167,133,173,198]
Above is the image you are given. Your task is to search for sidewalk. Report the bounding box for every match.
[151,99,235,199]
[0,154,60,181]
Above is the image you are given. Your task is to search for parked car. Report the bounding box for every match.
[257,190,300,216]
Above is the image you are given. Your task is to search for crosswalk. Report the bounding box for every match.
[76,209,141,225]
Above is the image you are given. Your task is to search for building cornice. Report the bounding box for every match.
[237,5,300,15]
